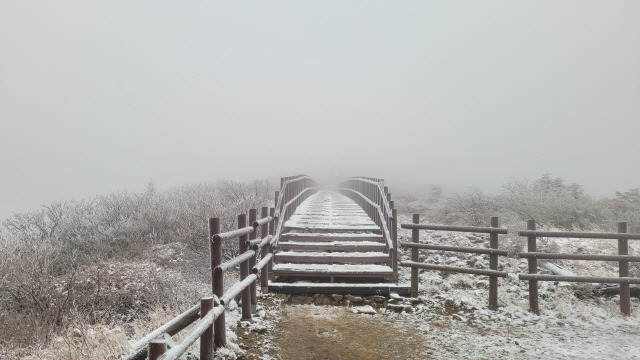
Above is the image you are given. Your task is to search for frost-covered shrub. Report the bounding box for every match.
[435,188,500,226]
[497,174,603,230]
[0,178,273,350]
[416,174,638,232]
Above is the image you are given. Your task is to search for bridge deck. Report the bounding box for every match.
[272,190,403,294]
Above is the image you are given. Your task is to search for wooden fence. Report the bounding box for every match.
[401,215,640,315]
[519,220,640,315]
[400,215,508,310]
[125,175,316,360]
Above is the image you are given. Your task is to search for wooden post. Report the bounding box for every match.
[238,214,252,322]
[200,297,214,360]
[391,205,398,281]
[411,213,420,297]
[248,209,257,313]
[148,340,167,360]
[209,218,226,347]
[618,222,630,316]
[260,207,269,293]
[268,207,275,276]
[527,219,539,314]
[489,216,499,310]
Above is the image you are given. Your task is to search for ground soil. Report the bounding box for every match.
[238,304,431,360]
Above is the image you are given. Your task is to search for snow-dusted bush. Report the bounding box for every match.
[412,174,638,232]
[0,179,273,351]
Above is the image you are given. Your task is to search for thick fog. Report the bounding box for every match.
[1,2,639,218]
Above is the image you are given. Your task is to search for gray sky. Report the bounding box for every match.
[2,1,639,218]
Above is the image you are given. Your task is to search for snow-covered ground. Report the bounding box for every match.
[390,214,640,359]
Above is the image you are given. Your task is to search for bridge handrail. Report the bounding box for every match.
[274,175,317,219]
[272,187,318,247]
[338,188,393,251]
[334,178,398,280]
[272,175,319,247]
[345,176,393,219]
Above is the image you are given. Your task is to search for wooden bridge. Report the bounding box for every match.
[270,186,409,295]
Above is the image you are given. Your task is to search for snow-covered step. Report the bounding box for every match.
[272,264,393,278]
[284,191,380,233]
[278,240,386,252]
[281,232,385,243]
[284,223,381,233]
[268,281,411,295]
[275,251,389,264]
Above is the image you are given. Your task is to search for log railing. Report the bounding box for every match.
[125,207,276,360]
[272,175,318,246]
[400,216,639,315]
[518,220,640,315]
[400,215,508,310]
[337,177,398,280]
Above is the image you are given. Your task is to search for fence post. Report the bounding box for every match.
[248,209,258,313]
[411,213,420,297]
[148,340,167,360]
[527,219,539,314]
[209,218,226,347]
[618,222,630,316]
[268,207,275,277]
[200,297,214,360]
[238,214,252,322]
[260,207,269,293]
[391,204,398,281]
[489,216,499,310]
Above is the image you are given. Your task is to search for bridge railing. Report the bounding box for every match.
[518,220,640,315]
[273,175,319,246]
[400,215,508,310]
[125,207,276,360]
[337,176,398,280]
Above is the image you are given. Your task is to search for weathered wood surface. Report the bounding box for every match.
[273,190,397,292]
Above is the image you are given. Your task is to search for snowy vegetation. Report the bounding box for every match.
[0,179,273,359]
[1,173,638,359]
[398,173,640,232]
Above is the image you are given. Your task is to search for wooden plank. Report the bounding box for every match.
[268,282,411,295]
[275,251,389,264]
[281,233,384,243]
[273,264,393,277]
[279,241,386,252]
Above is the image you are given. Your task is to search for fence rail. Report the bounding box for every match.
[400,215,639,316]
[126,208,276,360]
[400,215,507,310]
[518,220,640,315]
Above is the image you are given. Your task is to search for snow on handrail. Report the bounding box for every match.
[340,177,393,221]
[338,188,394,251]
[211,225,255,243]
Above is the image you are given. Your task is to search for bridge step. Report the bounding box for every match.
[272,264,393,278]
[268,282,411,296]
[275,251,389,264]
[278,241,386,252]
[284,224,382,233]
[281,232,385,243]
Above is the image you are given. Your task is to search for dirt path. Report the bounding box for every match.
[241,305,431,360]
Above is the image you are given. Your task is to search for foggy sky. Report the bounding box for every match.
[2,2,639,219]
